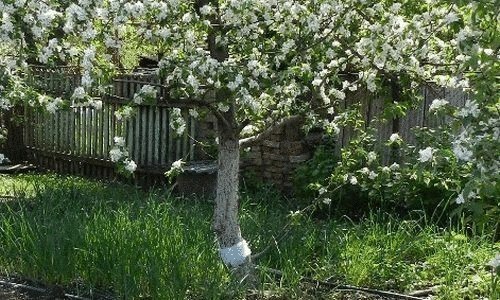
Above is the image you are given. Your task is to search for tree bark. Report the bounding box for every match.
[213,135,243,249]
[212,112,255,285]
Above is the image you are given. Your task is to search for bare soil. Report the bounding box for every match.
[0,284,39,300]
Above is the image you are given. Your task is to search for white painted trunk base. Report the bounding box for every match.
[219,239,251,267]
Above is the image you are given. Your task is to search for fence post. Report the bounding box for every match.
[3,105,27,163]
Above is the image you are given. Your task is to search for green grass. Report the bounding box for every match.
[0,173,498,299]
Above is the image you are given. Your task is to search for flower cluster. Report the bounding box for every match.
[165,158,185,183]
[169,108,186,136]
[114,106,135,121]
[133,85,157,105]
[429,99,449,114]
[109,136,137,174]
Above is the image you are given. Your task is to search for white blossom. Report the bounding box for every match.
[109,147,123,162]
[113,136,125,147]
[172,159,184,170]
[90,100,102,110]
[312,78,322,86]
[458,100,480,118]
[390,162,400,170]
[72,87,86,100]
[46,97,63,114]
[199,5,213,16]
[418,147,434,162]
[483,48,493,56]
[189,108,199,118]
[241,124,257,136]
[115,106,134,120]
[358,167,369,175]
[367,151,377,164]
[389,133,401,143]
[418,147,434,163]
[429,98,449,113]
[170,108,186,136]
[453,143,473,161]
[124,159,137,173]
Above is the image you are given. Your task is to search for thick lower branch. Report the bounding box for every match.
[239,115,303,148]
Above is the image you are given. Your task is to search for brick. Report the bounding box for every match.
[263,147,280,155]
[263,140,280,148]
[263,153,288,162]
[266,166,284,173]
[280,142,304,155]
[289,153,311,163]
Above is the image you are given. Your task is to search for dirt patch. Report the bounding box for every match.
[0,278,74,300]
[0,284,40,300]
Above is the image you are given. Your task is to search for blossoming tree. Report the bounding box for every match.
[1,0,498,271]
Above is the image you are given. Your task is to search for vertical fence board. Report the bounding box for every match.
[75,107,83,156]
[399,87,425,145]
[161,108,169,165]
[147,107,154,166]
[102,105,109,159]
[134,107,142,164]
[71,107,76,156]
[153,106,160,165]
[83,107,88,158]
[141,107,148,165]
[182,111,190,159]
[126,109,134,161]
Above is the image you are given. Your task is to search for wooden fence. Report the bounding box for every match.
[3,66,468,188]
[21,66,213,186]
[334,85,468,162]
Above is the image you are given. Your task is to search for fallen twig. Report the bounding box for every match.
[256,266,425,300]
[0,279,90,300]
[408,286,439,297]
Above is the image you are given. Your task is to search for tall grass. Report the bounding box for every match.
[0,174,498,299]
[0,174,229,299]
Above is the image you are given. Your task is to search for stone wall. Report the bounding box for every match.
[240,118,311,193]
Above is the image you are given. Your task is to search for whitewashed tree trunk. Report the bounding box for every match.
[213,137,242,247]
[213,134,253,270]
[210,107,256,286]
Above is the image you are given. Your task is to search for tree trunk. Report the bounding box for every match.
[213,137,242,249]
[213,123,255,284]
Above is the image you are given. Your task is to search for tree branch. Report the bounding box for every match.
[239,115,303,148]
